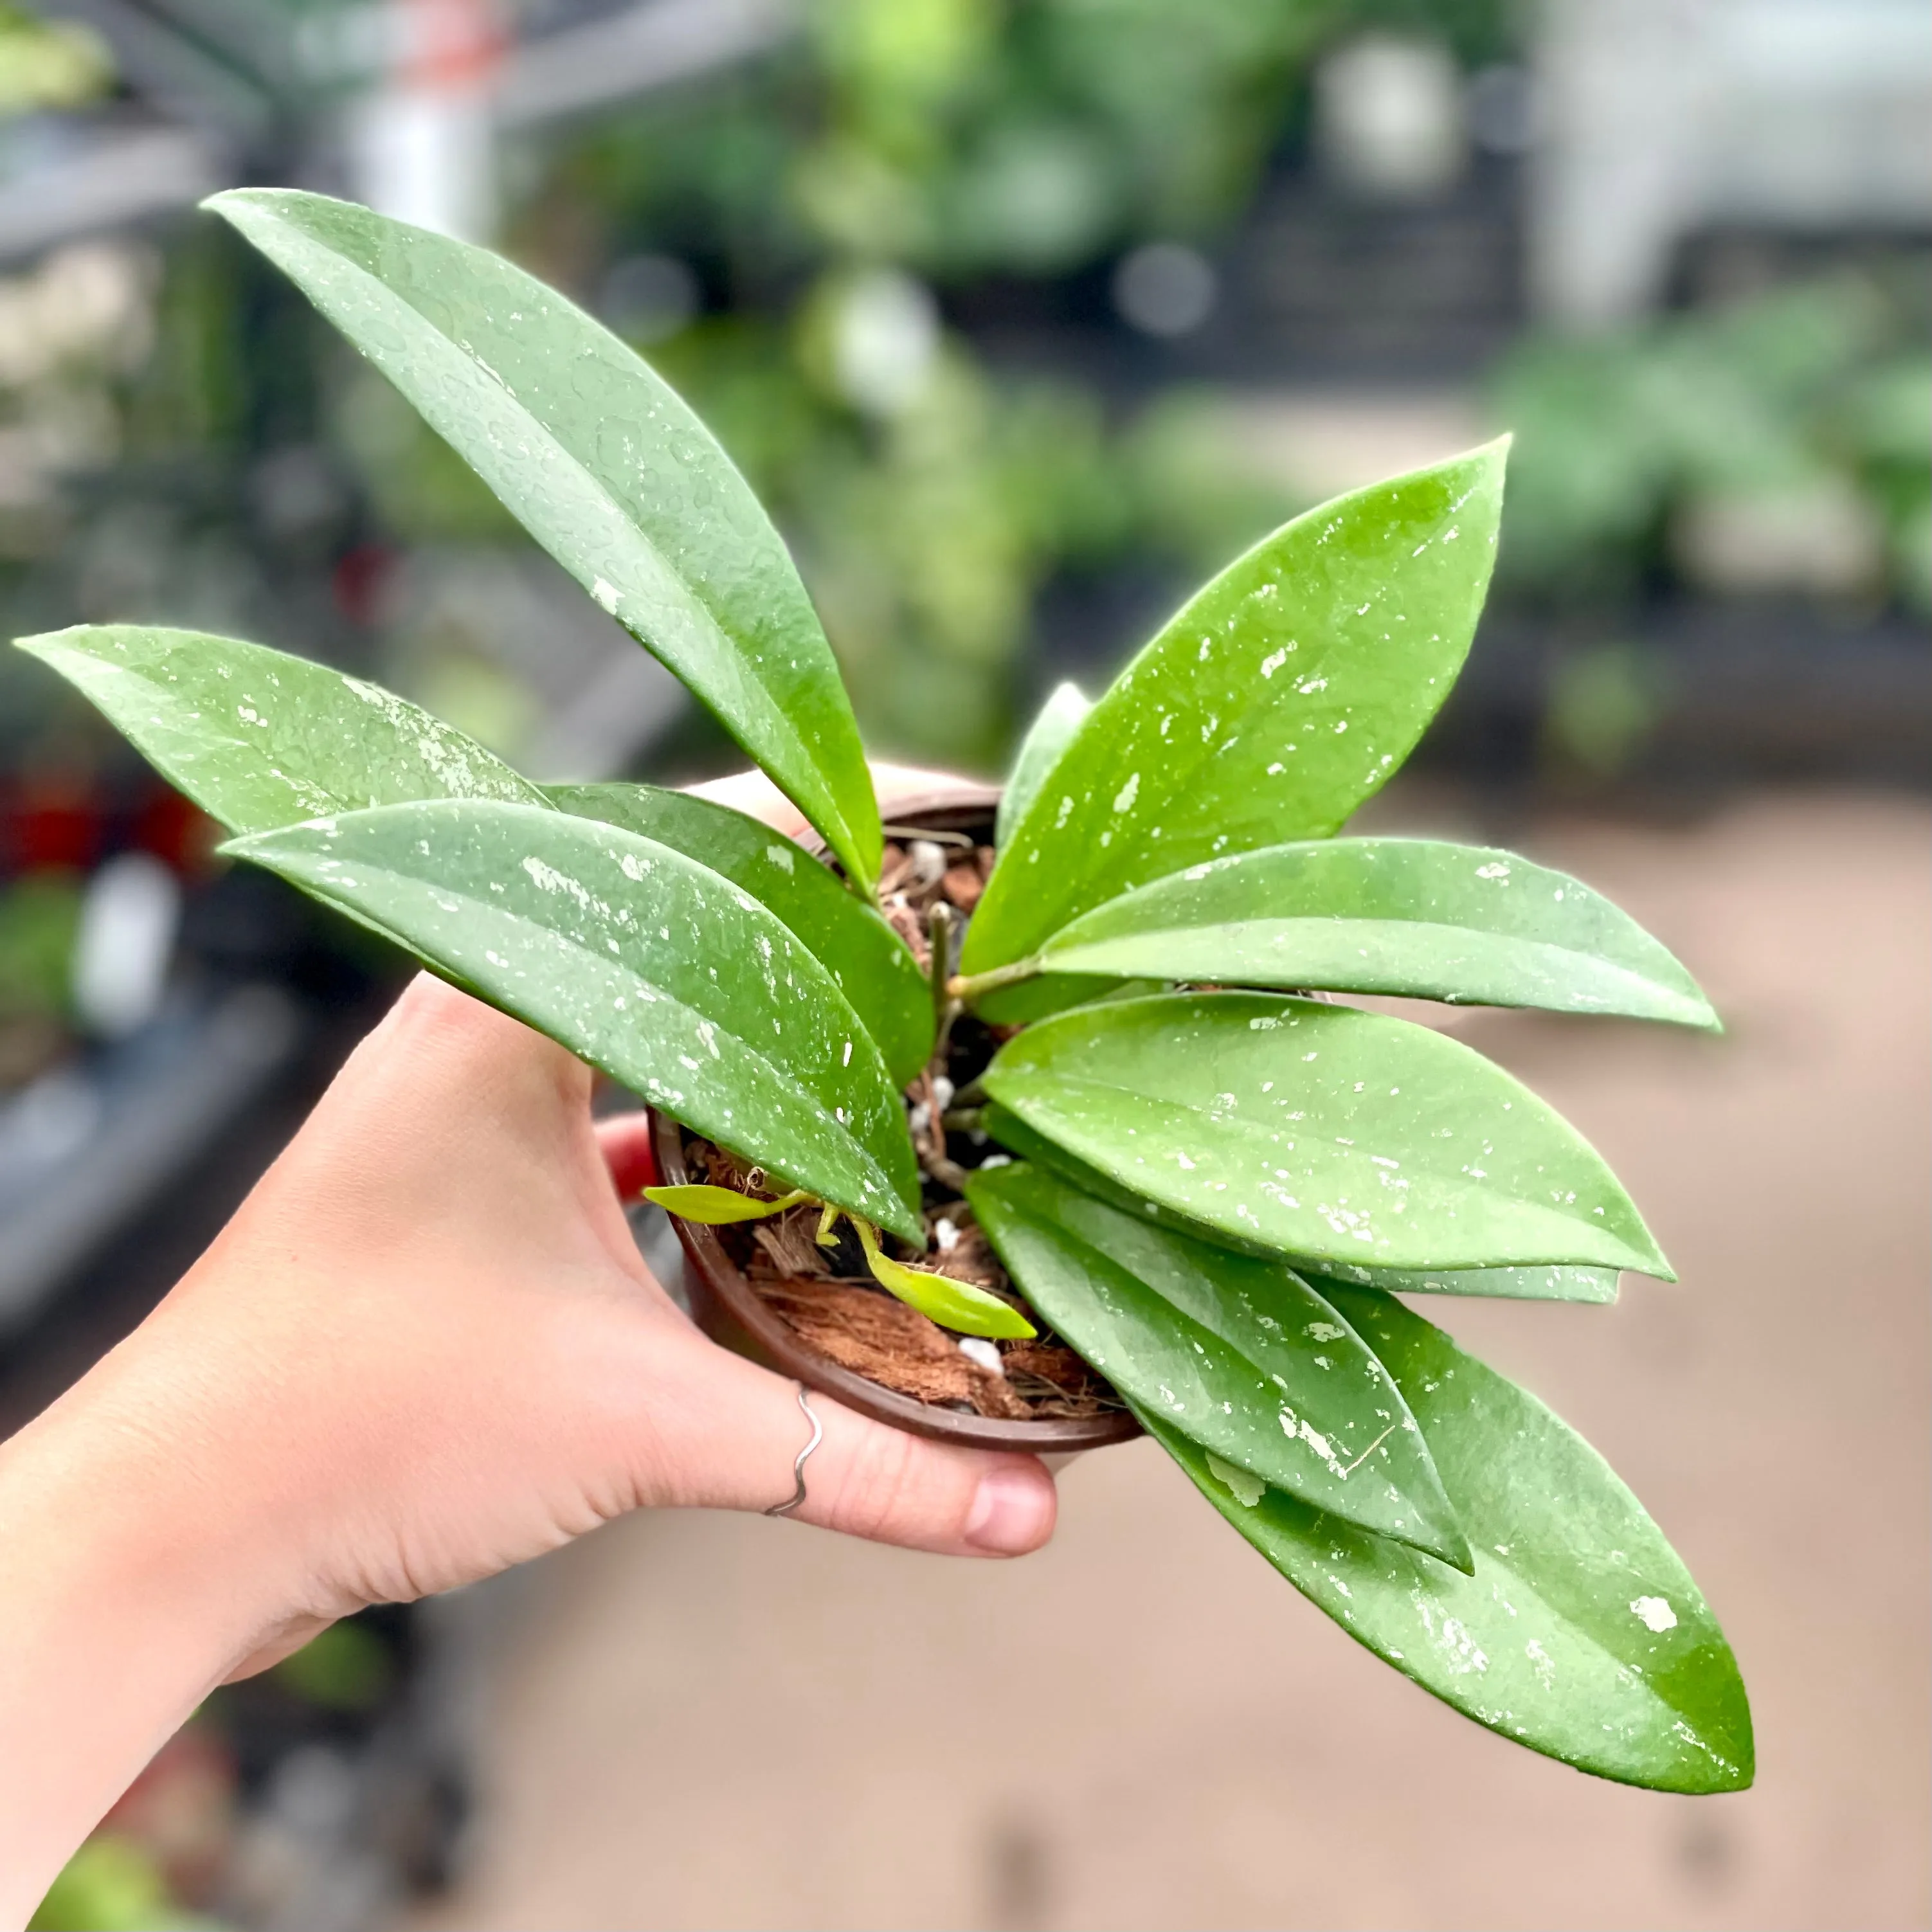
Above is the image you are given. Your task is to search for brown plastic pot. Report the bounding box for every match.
[649,787,1141,1452]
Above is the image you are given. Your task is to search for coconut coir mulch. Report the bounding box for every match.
[681,833,1124,1425]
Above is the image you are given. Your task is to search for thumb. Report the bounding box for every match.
[636,1323,1057,1558]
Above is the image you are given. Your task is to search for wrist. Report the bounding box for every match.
[0,1354,309,1921]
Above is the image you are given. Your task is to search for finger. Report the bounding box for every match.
[596,1112,659,1199]
[636,1326,1056,1558]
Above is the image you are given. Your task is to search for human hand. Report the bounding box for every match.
[0,765,1051,1922]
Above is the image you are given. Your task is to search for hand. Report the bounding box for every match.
[0,766,1051,1924]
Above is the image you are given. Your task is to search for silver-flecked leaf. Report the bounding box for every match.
[964,441,1508,973]
[549,783,930,1085]
[1144,1285,1752,1794]
[968,1161,1468,1568]
[226,799,923,1241]
[981,990,1669,1276]
[206,188,881,888]
[1037,838,1719,1030]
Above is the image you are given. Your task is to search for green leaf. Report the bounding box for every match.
[226,799,923,1241]
[1036,838,1719,1030]
[550,783,931,1084]
[1306,1258,1621,1305]
[640,1184,808,1223]
[982,1107,1621,1304]
[981,991,1668,1276]
[968,1161,1468,1567]
[997,680,1091,849]
[15,625,546,831]
[963,440,1509,973]
[853,1219,1037,1340]
[1144,1286,1752,1793]
[205,188,880,889]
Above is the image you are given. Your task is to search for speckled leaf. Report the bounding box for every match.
[1143,1286,1753,1793]
[964,441,1508,973]
[1305,1258,1621,1304]
[206,189,880,889]
[15,625,546,831]
[968,1162,1468,1568]
[1037,838,1719,1029]
[225,800,923,1241]
[979,1106,1621,1304]
[997,680,1092,849]
[980,991,1668,1276]
[549,783,930,1085]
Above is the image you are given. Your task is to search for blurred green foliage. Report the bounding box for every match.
[267,1614,394,1711]
[0,4,113,116]
[0,872,80,1022]
[455,0,1510,761]
[28,1835,208,1932]
[1494,274,1932,612]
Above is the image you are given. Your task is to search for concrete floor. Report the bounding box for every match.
[414,790,1930,1932]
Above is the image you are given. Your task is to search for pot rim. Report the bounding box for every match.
[647,786,1142,1453]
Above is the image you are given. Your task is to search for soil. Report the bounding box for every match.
[680,833,1126,1425]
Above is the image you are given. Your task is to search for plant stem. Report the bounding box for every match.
[927,901,961,1062]
[945,956,1041,1005]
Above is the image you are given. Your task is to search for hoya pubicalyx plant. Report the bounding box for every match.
[17,191,1750,1795]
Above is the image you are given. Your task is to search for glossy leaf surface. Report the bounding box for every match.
[980,1107,1621,1304]
[1038,838,1719,1029]
[17,625,545,831]
[853,1220,1037,1339]
[227,800,923,1240]
[550,782,930,1084]
[208,189,880,887]
[982,991,1668,1275]
[968,1162,1467,1567]
[964,441,1508,972]
[1308,1258,1621,1304]
[996,680,1091,849]
[1145,1286,1752,1793]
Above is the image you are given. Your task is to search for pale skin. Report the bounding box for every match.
[0,764,1053,1926]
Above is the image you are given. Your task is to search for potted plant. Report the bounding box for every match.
[18,190,1751,1797]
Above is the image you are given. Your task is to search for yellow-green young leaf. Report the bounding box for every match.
[968,1161,1468,1568]
[997,680,1091,849]
[206,189,880,889]
[640,1184,807,1223]
[854,1220,1037,1340]
[964,440,1508,973]
[1144,1285,1753,1794]
[15,626,546,831]
[981,991,1669,1276]
[225,800,923,1242]
[1037,838,1719,1030]
[550,783,930,1085]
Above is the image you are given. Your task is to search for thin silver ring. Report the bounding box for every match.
[764,1382,824,1518]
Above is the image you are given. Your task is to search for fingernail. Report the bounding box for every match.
[965,1465,1052,1555]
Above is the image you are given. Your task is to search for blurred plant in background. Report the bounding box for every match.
[417,0,1512,759]
[1494,271,1932,614]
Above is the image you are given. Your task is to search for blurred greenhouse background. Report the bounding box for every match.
[0,2,1926,1927]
